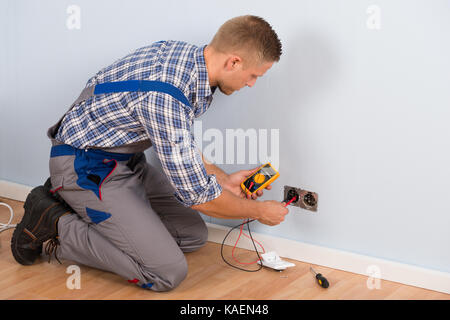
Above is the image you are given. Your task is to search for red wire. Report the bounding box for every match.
[231,196,297,265]
[248,181,254,195]
[231,221,264,265]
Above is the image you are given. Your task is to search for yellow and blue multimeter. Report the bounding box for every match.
[240,162,280,196]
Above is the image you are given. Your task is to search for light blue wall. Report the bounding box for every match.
[1,0,449,273]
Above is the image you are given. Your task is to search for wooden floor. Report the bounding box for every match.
[1,196,449,300]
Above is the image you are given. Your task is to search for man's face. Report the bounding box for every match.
[217,58,274,95]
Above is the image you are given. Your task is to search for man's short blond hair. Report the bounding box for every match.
[209,15,282,66]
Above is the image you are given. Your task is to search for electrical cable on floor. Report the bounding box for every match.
[0,202,17,233]
[220,194,298,272]
[221,218,263,272]
[232,219,265,265]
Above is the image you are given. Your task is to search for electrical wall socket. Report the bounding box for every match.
[283,185,318,212]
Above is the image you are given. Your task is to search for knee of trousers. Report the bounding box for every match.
[181,220,209,253]
[142,256,188,292]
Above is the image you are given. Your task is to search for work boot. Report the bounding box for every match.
[11,178,73,265]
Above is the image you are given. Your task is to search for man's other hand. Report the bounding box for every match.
[222,167,272,200]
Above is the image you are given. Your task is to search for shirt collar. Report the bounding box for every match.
[192,45,214,117]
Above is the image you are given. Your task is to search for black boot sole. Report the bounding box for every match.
[11,223,42,265]
[11,186,66,265]
[11,188,46,265]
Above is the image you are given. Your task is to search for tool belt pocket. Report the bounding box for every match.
[75,156,118,201]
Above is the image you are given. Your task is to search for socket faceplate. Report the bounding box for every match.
[284,186,318,212]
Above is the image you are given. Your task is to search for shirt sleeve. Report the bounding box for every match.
[134,92,223,207]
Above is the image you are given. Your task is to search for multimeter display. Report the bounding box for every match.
[241,163,280,195]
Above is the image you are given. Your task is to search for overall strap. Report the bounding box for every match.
[71,80,191,108]
[47,80,191,150]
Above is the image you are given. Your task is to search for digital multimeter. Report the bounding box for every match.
[240,162,280,196]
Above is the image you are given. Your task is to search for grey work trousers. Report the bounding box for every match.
[48,143,208,292]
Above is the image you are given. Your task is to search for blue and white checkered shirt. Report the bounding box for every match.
[55,40,222,206]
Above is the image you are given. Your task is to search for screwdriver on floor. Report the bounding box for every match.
[310,266,329,288]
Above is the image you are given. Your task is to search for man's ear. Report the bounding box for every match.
[224,55,243,71]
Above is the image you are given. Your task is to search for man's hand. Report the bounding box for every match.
[191,189,288,226]
[222,167,272,200]
[256,200,289,226]
[201,155,272,200]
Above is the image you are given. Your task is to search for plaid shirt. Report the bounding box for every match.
[55,40,222,206]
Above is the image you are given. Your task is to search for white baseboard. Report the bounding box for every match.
[206,222,450,295]
[0,180,33,202]
[1,179,449,295]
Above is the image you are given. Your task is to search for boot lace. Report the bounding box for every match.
[44,236,62,264]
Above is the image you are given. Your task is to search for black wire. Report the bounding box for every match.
[247,219,263,267]
[220,193,295,272]
[220,219,264,272]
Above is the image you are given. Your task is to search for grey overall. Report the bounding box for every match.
[46,83,208,291]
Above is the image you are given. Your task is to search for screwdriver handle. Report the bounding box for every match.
[315,273,329,288]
